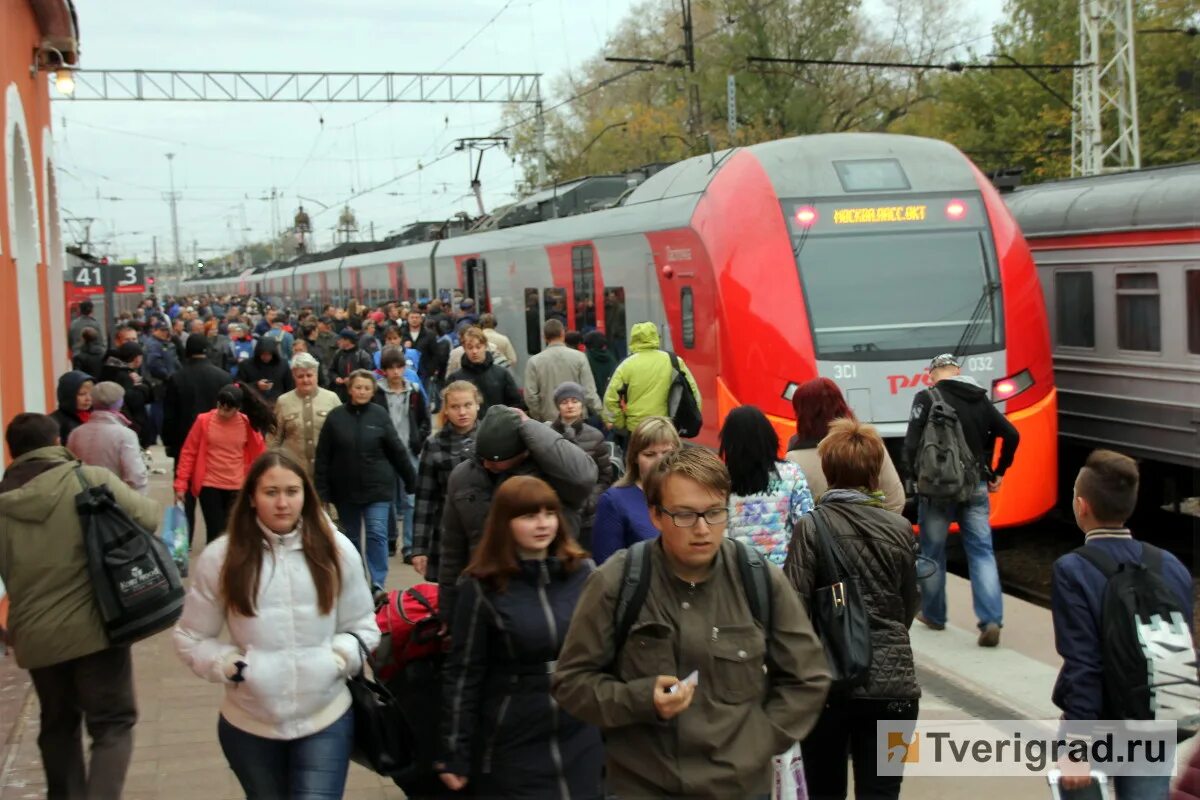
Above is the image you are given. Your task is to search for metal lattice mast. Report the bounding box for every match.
[1072,0,1141,175]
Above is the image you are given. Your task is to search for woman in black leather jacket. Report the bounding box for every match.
[784,417,919,800]
[438,476,603,799]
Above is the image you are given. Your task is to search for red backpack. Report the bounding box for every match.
[373,584,446,682]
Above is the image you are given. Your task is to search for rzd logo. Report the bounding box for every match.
[886,372,933,395]
[887,730,921,763]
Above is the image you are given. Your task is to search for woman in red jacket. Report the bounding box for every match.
[175,384,266,544]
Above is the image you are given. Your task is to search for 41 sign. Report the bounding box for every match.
[71,262,145,295]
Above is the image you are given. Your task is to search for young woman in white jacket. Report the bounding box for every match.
[174,450,380,799]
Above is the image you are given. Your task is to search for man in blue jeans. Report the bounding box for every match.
[902,353,1020,647]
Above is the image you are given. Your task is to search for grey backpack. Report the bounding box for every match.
[915,387,978,504]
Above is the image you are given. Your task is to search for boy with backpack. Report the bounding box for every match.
[552,447,831,797]
[902,353,1020,647]
[1052,449,1196,798]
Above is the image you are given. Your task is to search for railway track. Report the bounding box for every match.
[945,505,1198,612]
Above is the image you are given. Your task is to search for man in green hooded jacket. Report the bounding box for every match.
[602,321,701,438]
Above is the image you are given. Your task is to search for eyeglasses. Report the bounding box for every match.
[656,506,730,527]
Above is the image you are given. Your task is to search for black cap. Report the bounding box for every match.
[339,327,358,341]
[185,336,209,357]
[116,342,144,362]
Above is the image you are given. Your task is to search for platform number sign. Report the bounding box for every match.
[113,263,145,294]
[72,265,105,295]
[70,262,146,295]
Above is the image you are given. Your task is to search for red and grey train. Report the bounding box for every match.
[191,133,1059,528]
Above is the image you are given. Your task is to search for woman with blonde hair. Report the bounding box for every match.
[174,450,379,798]
[410,380,482,580]
[437,476,602,797]
[590,416,680,563]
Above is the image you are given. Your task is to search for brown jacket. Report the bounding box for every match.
[552,538,831,798]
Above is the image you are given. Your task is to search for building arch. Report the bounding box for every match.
[42,126,66,377]
[6,82,47,414]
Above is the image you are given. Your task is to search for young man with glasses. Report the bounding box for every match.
[553,446,831,798]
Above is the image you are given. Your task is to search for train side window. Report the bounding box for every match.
[524,289,542,356]
[681,287,695,348]
[544,287,568,328]
[572,245,597,331]
[605,286,627,361]
[1188,271,1200,355]
[1054,272,1095,348]
[1115,272,1161,352]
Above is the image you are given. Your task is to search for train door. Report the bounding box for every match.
[464,257,490,312]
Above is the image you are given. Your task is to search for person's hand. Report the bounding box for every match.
[335,376,346,385]
[511,407,528,422]
[1057,756,1092,789]
[412,555,428,577]
[988,476,1003,493]
[257,379,271,391]
[439,773,469,791]
[174,489,185,503]
[652,675,694,721]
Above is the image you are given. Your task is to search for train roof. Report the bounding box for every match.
[1005,162,1200,237]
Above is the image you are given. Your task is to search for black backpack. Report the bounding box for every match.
[1074,544,1200,735]
[612,538,771,659]
[665,352,703,439]
[914,387,978,504]
[73,467,184,646]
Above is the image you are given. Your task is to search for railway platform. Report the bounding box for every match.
[0,449,1193,799]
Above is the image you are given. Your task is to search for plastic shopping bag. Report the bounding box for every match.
[161,502,190,577]
[772,741,808,800]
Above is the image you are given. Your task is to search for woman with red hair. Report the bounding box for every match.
[786,377,905,512]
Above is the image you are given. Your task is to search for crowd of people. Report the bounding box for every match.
[0,291,1192,800]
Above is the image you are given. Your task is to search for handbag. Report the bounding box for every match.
[809,507,872,690]
[772,741,809,800]
[346,632,415,776]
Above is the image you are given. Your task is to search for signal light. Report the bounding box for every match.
[944,199,967,221]
[794,205,818,227]
[992,369,1033,401]
[147,276,155,286]
[196,259,206,275]
[99,256,110,266]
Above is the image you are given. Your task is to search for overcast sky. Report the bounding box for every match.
[52,0,1005,265]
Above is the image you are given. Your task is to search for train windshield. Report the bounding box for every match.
[787,195,1003,361]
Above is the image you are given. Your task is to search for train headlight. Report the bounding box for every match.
[944,199,968,220]
[794,206,818,227]
[992,369,1033,402]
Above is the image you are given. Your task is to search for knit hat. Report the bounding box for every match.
[185,335,209,357]
[91,381,125,410]
[476,405,525,462]
[553,381,586,406]
[339,327,358,341]
[116,342,143,362]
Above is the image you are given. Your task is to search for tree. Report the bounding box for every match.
[892,0,1200,180]
[506,0,974,187]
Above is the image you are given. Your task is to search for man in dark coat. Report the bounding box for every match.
[162,335,232,538]
[328,328,374,403]
[100,343,155,449]
[72,327,107,380]
[235,336,293,404]
[902,353,1020,646]
[438,405,598,624]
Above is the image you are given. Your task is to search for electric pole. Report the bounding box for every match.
[1072,0,1140,175]
[163,153,182,281]
[681,0,701,137]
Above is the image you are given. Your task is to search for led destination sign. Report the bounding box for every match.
[832,205,928,225]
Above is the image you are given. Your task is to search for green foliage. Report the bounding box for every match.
[508,0,1199,189]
